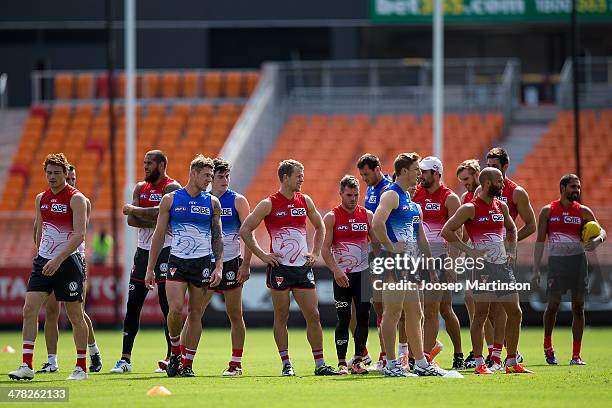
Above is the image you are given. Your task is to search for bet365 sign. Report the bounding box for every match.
[370,0,612,23]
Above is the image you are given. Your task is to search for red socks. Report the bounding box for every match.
[22,341,34,369]
[544,335,553,350]
[572,340,582,359]
[76,349,87,371]
[231,348,243,367]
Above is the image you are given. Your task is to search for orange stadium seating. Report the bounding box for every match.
[0,70,258,265]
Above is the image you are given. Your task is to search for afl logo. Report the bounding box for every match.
[191,205,210,215]
[68,281,78,291]
[275,211,288,217]
[337,225,348,231]
[51,203,67,213]
[221,208,233,216]
[550,217,561,222]
[174,206,187,212]
[564,216,581,225]
[41,204,49,210]
[291,208,306,216]
[351,223,368,231]
[150,193,163,202]
[492,214,504,222]
[425,203,441,211]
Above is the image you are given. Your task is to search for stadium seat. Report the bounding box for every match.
[54,73,74,99]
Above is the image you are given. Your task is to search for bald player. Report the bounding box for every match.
[456,159,494,368]
[442,167,532,375]
[477,148,536,369]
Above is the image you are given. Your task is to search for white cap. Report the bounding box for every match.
[419,156,443,174]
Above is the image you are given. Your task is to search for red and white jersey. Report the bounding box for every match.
[331,205,369,273]
[264,191,309,267]
[547,199,584,256]
[498,177,519,220]
[462,191,475,204]
[465,196,507,264]
[39,184,80,259]
[137,176,175,250]
[412,184,453,257]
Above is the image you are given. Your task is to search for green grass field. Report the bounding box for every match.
[1,327,611,407]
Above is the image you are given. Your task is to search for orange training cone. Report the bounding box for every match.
[147,386,172,396]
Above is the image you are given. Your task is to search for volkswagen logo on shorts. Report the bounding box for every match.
[226,270,236,281]
[160,263,168,272]
[307,271,315,282]
[129,284,135,291]
[68,281,78,291]
[202,268,210,278]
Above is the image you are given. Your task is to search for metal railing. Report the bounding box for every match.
[274,58,520,116]
[0,73,7,111]
[558,57,612,109]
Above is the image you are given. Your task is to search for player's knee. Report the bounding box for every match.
[22,301,39,319]
[506,305,522,322]
[46,302,60,320]
[546,301,561,314]
[439,304,454,321]
[571,301,584,315]
[304,307,321,325]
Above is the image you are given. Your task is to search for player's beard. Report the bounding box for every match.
[145,167,161,183]
[567,191,580,202]
[489,185,502,198]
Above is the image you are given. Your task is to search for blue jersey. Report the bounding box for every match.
[365,175,392,213]
[215,189,241,262]
[169,188,213,259]
[384,183,421,256]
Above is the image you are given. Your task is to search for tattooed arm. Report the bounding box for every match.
[209,195,223,287]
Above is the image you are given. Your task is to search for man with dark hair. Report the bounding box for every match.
[322,175,376,374]
[356,153,393,370]
[442,167,532,375]
[532,174,606,365]
[112,150,181,374]
[146,155,224,378]
[373,153,448,377]
[201,158,253,376]
[240,159,338,376]
[9,153,90,381]
[36,164,102,374]
[412,156,464,369]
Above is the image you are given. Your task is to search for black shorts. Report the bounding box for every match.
[470,261,517,298]
[266,264,315,290]
[27,254,85,302]
[547,254,588,300]
[215,256,243,291]
[420,255,448,284]
[167,254,212,287]
[131,247,171,283]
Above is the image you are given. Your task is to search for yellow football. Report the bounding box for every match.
[581,221,601,242]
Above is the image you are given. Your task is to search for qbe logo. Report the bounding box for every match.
[564,216,582,225]
[191,205,210,215]
[351,223,368,231]
[425,202,441,211]
[492,214,504,222]
[149,193,163,202]
[51,203,67,213]
[291,208,306,216]
[221,208,233,216]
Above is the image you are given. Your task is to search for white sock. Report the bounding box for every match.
[475,356,485,366]
[415,358,429,369]
[48,354,57,366]
[398,343,409,356]
[88,342,100,356]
